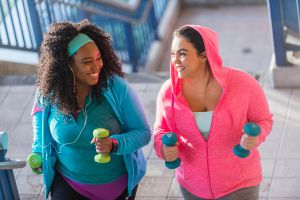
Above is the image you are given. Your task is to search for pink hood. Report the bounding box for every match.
[171,25,230,97]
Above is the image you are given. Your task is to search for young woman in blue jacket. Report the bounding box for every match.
[30,20,151,200]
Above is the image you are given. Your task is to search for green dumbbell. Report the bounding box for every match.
[93,128,111,163]
[27,153,42,174]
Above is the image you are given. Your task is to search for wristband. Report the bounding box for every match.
[111,138,118,153]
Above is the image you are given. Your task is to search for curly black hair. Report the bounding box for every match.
[37,19,125,115]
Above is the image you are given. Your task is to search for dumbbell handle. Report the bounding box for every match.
[93,128,111,164]
[233,123,261,158]
[162,132,181,169]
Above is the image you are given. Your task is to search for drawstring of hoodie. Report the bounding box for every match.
[171,94,179,134]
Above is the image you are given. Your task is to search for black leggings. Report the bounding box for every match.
[50,172,138,200]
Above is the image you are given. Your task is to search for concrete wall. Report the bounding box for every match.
[0,61,36,76]
[0,49,38,75]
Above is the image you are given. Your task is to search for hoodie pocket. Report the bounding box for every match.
[209,158,243,193]
[182,159,210,191]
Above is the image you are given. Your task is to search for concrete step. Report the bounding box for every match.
[0,75,36,86]
[270,54,300,88]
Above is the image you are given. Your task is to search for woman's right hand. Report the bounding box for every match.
[27,153,43,174]
[32,167,43,174]
[162,142,179,162]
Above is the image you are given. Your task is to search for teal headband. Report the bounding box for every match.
[68,33,94,57]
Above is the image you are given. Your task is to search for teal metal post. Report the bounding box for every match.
[267,0,287,66]
[124,23,139,72]
[0,132,26,200]
[27,0,43,49]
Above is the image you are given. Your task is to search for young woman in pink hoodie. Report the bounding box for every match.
[154,25,273,199]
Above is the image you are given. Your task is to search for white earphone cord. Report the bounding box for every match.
[36,90,92,154]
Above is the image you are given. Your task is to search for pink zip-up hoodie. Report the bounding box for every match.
[154,25,273,199]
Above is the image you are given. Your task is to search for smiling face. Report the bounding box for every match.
[171,36,207,79]
[69,42,103,87]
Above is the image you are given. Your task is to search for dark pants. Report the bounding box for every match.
[180,185,260,200]
[50,172,138,200]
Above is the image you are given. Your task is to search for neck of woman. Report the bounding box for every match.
[75,84,91,108]
[183,69,211,89]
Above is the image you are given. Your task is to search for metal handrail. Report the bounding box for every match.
[51,0,153,24]
[0,131,25,200]
[0,0,169,71]
[0,159,26,170]
[92,0,141,12]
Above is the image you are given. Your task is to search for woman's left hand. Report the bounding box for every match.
[240,133,259,150]
[91,137,113,154]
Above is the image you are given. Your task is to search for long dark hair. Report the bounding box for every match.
[37,20,125,114]
[173,26,212,85]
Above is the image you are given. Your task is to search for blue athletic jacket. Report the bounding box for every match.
[31,75,151,199]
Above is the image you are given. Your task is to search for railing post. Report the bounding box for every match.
[27,0,43,49]
[267,0,288,66]
[124,23,139,72]
[149,3,159,40]
[0,132,20,200]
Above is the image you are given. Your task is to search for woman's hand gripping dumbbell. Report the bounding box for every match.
[233,122,261,158]
[91,128,113,163]
[162,132,181,169]
[27,153,42,174]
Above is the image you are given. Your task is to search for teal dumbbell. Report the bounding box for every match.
[233,123,261,158]
[93,128,111,163]
[27,153,42,174]
[162,132,181,169]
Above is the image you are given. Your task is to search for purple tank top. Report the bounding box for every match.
[62,173,128,200]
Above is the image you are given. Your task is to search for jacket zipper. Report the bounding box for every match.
[205,88,226,199]
[206,143,214,199]
[189,108,215,198]
[188,102,215,198]
[175,86,226,199]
